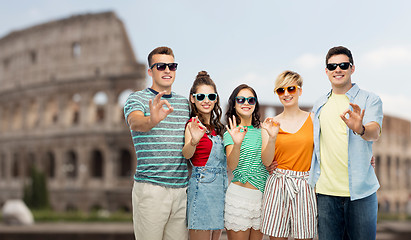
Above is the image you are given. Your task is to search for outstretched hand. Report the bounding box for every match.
[262,117,280,138]
[188,116,207,145]
[149,91,174,126]
[341,103,364,134]
[225,115,247,145]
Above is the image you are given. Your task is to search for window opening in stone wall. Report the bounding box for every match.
[119,149,132,177]
[12,153,19,177]
[387,156,391,188]
[91,150,103,178]
[30,50,37,64]
[3,58,10,70]
[0,153,5,179]
[45,98,58,126]
[375,155,380,180]
[25,153,35,178]
[27,100,39,129]
[71,94,81,125]
[72,42,81,58]
[65,151,78,178]
[93,91,107,123]
[118,89,133,122]
[12,104,22,130]
[46,152,55,178]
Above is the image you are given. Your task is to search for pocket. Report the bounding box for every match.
[198,171,217,183]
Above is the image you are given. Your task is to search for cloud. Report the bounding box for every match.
[361,46,411,67]
[378,93,411,121]
[294,53,323,70]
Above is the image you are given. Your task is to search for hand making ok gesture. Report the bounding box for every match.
[187,116,207,145]
[225,115,247,145]
[262,117,280,139]
[148,91,174,126]
[340,103,365,134]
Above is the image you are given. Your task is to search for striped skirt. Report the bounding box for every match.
[261,168,317,238]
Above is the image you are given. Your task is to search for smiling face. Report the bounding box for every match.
[277,81,302,107]
[190,84,216,117]
[235,88,256,120]
[148,54,176,93]
[326,54,355,94]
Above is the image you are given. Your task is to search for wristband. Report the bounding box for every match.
[353,125,365,136]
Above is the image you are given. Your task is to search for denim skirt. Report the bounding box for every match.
[187,135,227,230]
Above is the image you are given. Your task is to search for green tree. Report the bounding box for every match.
[23,166,50,209]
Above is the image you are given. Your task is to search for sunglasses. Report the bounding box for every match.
[326,62,352,71]
[192,93,218,101]
[275,85,299,96]
[235,96,256,105]
[150,62,178,71]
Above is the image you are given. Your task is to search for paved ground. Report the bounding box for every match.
[0,221,410,240]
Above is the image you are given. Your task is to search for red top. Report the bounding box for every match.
[187,118,216,166]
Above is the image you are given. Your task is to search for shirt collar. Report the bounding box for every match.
[148,88,173,98]
[326,83,359,100]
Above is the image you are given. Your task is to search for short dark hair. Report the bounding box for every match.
[225,84,261,128]
[148,46,174,66]
[325,46,354,65]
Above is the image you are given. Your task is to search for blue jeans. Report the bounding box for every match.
[317,193,377,240]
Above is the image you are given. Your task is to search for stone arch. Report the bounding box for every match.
[91,91,108,124]
[25,152,36,178]
[0,106,9,132]
[64,150,78,178]
[119,149,132,177]
[0,152,5,179]
[44,97,58,126]
[11,103,23,130]
[12,153,19,178]
[68,93,81,126]
[118,89,133,123]
[91,149,104,178]
[45,151,56,178]
[27,99,39,129]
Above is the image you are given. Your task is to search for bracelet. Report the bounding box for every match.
[190,139,199,146]
[353,125,365,136]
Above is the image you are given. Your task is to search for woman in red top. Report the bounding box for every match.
[182,71,227,240]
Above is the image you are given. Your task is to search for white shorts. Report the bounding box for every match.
[132,182,188,240]
[261,169,317,239]
[224,183,263,232]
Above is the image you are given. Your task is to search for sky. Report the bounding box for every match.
[1,0,411,121]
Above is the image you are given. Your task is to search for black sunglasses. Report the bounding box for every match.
[192,93,217,101]
[326,62,352,71]
[235,96,256,105]
[275,85,299,96]
[150,62,178,71]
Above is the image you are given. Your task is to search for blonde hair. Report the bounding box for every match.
[274,70,303,92]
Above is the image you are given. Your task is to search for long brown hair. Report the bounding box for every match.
[189,71,224,136]
[225,84,261,128]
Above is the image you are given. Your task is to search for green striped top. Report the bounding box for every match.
[223,126,268,192]
[124,88,190,188]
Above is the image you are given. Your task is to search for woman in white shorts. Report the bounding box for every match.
[224,84,269,240]
[260,71,317,240]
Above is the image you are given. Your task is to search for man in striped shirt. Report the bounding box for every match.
[124,46,190,240]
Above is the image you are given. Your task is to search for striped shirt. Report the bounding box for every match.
[223,126,269,192]
[124,88,190,188]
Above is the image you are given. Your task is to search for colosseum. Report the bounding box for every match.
[0,11,410,216]
[0,11,145,212]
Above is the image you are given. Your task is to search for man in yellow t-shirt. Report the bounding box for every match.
[309,46,383,240]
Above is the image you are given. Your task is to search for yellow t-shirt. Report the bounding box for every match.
[316,92,350,196]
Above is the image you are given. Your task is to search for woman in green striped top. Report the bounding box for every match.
[223,84,269,240]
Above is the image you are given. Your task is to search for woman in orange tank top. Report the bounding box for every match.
[259,71,317,240]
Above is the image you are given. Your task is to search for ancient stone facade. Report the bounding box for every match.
[261,105,411,215]
[0,12,146,212]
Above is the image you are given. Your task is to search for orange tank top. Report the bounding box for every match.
[274,115,313,172]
